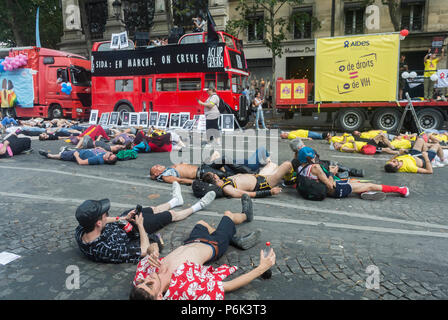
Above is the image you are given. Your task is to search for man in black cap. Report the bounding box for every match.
[75,182,216,264]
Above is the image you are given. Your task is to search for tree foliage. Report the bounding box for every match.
[0,0,62,48]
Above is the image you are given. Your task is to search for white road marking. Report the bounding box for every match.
[2,191,448,239]
[1,165,446,232]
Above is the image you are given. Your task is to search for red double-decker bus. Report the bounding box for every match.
[91,31,250,126]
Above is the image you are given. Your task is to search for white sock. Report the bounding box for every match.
[168,198,181,209]
[190,202,203,213]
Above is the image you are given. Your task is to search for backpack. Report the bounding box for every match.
[116,150,138,161]
[296,165,327,201]
[192,180,224,199]
[360,144,377,155]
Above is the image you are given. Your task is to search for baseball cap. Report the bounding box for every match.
[298,146,316,163]
[76,199,111,229]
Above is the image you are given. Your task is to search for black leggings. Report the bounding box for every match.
[121,207,172,234]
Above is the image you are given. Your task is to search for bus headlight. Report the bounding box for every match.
[235,105,238,111]
[76,108,83,113]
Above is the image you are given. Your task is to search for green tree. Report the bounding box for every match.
[226,0,320,104]
[0,0,62,48]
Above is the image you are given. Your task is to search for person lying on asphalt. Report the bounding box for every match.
[75,182,216,264]
[129,195,270,300]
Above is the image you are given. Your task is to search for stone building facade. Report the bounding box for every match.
[59,0,448,94]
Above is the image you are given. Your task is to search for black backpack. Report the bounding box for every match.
[296,165,327,201]
[192,180,224,199]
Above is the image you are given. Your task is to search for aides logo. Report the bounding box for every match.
[344,40,370,48]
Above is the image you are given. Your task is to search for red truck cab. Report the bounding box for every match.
[1,47,91,119]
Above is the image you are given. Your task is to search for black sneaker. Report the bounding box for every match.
[230,230,261,250]
[241,194,253,222]
[38,150,49,158]
[22,148,33,154]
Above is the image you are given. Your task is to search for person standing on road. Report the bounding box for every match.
[198,87,221,145]
[253,91,266,130]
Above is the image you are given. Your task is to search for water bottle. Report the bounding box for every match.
[261,242,272,279]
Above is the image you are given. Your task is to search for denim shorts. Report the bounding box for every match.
[184,216,236,263]
[409,149,437,162]
[330,180,353,198]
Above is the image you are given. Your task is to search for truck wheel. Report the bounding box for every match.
[372,108,402,132]
[417,108,444,131]
[337,108,366,132]
[49,105,63,119]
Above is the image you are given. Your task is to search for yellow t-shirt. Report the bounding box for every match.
[424,58,439,77]
[359,130,386,140]
[395,155,418,173]
[431,134,448,142]
[391,139,412,149]
[329,134,354,144]
[288,129,309,139]
[340,141,367,153]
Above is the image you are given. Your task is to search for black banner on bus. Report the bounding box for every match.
[91,43,229,77]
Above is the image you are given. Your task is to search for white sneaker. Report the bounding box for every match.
[433,161,443,168]
[199,191,216,209]
[171,181,183,207]
[360,191,386,201]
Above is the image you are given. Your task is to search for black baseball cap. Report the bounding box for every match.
[76,199,111,229]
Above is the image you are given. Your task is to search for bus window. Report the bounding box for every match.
[179,34,203,44]
[116,79,134,92]
[156,78,177,91]
[231,75,241,93]
[217,73,229,91]
[142,78,146,93]
[148,78,153,93]
[224,35,235,49]
[205,73,216,90]
[179,78,201,91]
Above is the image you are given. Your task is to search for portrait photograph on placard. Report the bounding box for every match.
[170,113,181,128]
[179,112,190,128]
[110,33,120,49]
[139,112,149,127]
[109,112,119,126]
[89,110,99,124]
[119,31,129,49]
[149,112,159,127]
[129,112,139,126]
[157,113,169,128]
[121,112,130,126]
[182,119,196,131]
[221,114,235,131]
[99,112,110,126]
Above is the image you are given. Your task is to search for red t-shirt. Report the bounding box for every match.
[133,256,237,300]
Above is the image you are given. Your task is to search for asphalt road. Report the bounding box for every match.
[1,128,448,301]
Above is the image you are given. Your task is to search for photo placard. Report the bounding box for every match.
[221,114,235,131]
[129,112,139,126]
[149,112,159,127]
[121,112,130,126]
[98,112,110,126]
[182,119,196,130]
[139,112,149,127]
[157,113,169,129]
[179,112,190,128]
[110,33,120,49]
[169,113,181,128]
[89,110,99,125]
[109,112,120,126]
